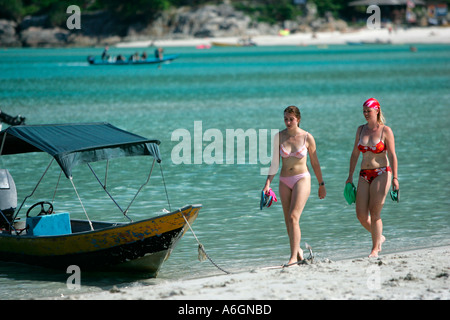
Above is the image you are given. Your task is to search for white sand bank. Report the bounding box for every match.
[63,246,449,300]
[115,27,450,48]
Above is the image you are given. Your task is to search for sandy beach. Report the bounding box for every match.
[115,26,450,48]
[61,245,449,300]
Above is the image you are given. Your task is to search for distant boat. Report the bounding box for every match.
[87,54,179,65]
[346,40,392,45]
[196,44,211,49]
[212,38,256,47]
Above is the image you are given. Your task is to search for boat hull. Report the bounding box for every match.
[0,204,200,277]
[88,54,179,65]
[211,42,256,47]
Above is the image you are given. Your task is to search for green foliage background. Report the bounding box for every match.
[0,0,355,25]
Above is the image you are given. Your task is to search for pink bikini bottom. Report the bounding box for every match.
[279,172,311,190]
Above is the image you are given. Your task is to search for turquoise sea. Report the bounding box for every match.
[0,44,449,299]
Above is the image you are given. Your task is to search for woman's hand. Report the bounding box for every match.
[318,185,326,199]
[392,177,399,191]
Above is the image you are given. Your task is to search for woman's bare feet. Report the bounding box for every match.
[369,235,386,258]
[368,250,379,258]
[298,248,304,261]
[285,248,304,267]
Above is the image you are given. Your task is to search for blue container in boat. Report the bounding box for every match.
[26,212,72,236]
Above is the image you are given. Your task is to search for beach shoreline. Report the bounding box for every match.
[60,245,449,300]
[115,26,450,48]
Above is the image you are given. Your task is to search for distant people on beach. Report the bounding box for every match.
[263,106,326,267]
[345,98,399,258]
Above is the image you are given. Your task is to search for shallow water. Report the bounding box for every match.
[0,44,449,299]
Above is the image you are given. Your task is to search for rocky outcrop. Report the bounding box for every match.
[20,27,69,47]
[0,3,347,47]
[120,4,280,43]
[0,19,21,47]
[172,5,254,38]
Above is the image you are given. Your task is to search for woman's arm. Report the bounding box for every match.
[307,134,326,199]
[385,126,399,190]
[346,126,362,184]
[263,132,280,193]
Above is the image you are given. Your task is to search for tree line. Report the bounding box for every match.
[0,0,354,26]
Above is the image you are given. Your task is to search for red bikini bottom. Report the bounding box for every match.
[359,166,391,184]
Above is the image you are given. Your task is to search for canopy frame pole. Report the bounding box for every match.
[104,160,109,189]
[51,170,63,204]
[14,158,54,221]
[123,158,156,216]
[0,131,7,157]
[69,177,94,231]
[87,163,132,222]
[159,163,172,212]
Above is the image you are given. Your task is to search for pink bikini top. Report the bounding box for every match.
[280,133,308,159]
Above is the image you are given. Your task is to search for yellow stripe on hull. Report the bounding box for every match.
[0,205,200,273]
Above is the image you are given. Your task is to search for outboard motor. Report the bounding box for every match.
[0,169,17,229]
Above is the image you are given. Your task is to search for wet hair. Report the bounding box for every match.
[284,105,301,127]
[377,109,386,125]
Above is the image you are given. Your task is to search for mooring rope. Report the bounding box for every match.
[159,163,230,274]
[181,213,232,275]
[159,163,172,212]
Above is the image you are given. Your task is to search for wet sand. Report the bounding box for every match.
[62,246,449,300]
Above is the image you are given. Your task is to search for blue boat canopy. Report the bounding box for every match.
[0,122,161,178]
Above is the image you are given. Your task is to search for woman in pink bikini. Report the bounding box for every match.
[346,98,399,258]
[263,106,326,266]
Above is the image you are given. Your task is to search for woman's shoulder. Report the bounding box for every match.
[297,129,309,141]
[382,125,394,136]
[305,130,315,143]
[355,124,365,136]
[276,129,284,140]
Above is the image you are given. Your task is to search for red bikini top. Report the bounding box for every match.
[358,140,385,153]
[357,125,386,154]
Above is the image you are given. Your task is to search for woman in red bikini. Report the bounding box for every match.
[346,98,399,258]
[263,106,326,266]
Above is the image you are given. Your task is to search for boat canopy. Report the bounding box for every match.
[0,122,161,178]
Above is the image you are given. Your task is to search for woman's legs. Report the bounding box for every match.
[356,172,391,257]
[368,171,390,257]
[356,177,371,232]
[279,175,311,265]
